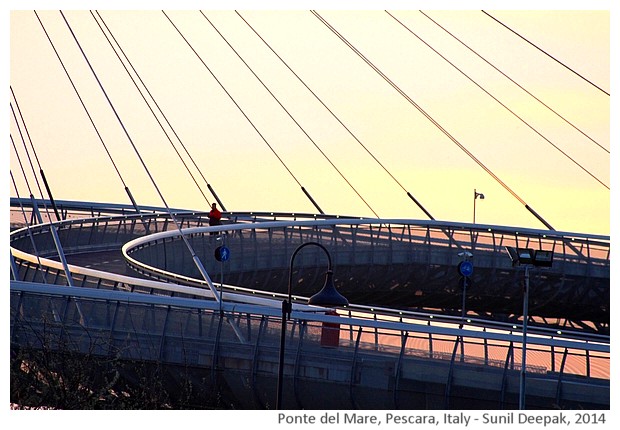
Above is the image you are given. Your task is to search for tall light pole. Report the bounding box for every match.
[276,241,348,410]
[505,246,553,410]
[473,189,485,223]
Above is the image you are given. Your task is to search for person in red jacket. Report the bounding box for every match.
[208,203,222,226]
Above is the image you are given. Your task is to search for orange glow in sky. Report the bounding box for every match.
[8,6,612,235]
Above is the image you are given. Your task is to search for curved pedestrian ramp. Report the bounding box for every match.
[11,279,608,409]
[9,200,609,409]
[10,199,610,331]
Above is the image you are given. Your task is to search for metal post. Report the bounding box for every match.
[124,186,142,214]
[219,254,224,314]
[207,183,227,212]
[457,252,473,327]
[461,276,467,321]
[276,298,290,410]
[473,192,477,224]
[277,242,323,410]
[30,195,43,224]
[460,276,467,360]
[519,265,530,410]
[40,169,61,221]
[49,224,74,287]
[10,250,20,281]
[217,234,225,314]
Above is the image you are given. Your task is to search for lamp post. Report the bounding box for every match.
[275,241,349,410]
[505,246,553,410]
[473,189,485,223]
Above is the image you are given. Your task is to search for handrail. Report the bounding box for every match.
[10,200,610,343]
[9,247,320,312]
[11,197,610,243]
[10,211,610,340]
[10,280,609,354]
[121,220,610,295]
[14,238,609,346]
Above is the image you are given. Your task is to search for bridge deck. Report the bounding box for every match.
[9,200,610,409]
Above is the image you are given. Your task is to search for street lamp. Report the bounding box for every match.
[505,246,553,410]
[473,189,485,223]
[276,241,348,410]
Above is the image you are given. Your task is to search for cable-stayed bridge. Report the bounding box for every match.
[9,11,609,409]
[10,199,610,409]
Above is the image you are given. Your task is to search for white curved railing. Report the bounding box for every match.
[122,217,610,272]
[120,214,610,329]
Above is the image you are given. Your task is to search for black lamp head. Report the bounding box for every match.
[308,270,349,307]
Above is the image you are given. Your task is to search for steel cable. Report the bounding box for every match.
[162,10,326,215]
[92,10,224,210]
[419,10,609,154]
[482,10,610,97]
[200,11,379,218]
[59,10,222,301]
[311,10,556,230]
[236,11,433,220]
[387,10,609,190]
[33,11,130,191]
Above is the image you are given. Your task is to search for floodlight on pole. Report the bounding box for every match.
[504,246,553,410]
[473,189,485,223]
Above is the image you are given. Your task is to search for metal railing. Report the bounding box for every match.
[11,205,610,327]
[9,200,610,386]
[10,280,609,409]
[121,216,610,327]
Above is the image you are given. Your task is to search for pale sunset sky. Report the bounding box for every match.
[7,1,614,236]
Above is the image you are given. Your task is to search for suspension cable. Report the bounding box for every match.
[10,92,42,171]
[387,11,609,190]
[236,11,434,220]
[11,87,62,220]
[482,10,610,97]
[419,11,609,155]
[10,134,34,197]
[59,10,222,301]
[9,101,54,222]
[10,134,43,225]
[161,10,326,215]
[11,103,76,286]
[92,10,225,210]
[32,11,142,213]
[311,10,556,230]
[10,170,49,284]
[200,11,379,218]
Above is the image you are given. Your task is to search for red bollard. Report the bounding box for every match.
[320,310,341,347]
